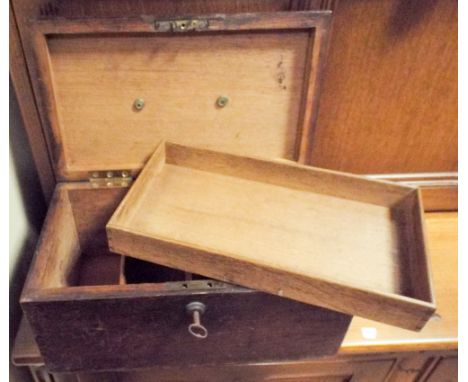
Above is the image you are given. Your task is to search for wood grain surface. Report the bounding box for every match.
[108,142,435,331]
[310,0,457,173]
[9,3,55,200]
[21,11,331,181]
[23,290,350,372]
[342,212,457,353]
[48,31,308,171]
[368,172,458,211]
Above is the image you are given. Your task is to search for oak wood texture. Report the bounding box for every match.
[20,183,351,372]
[107,141,435,331]
[20,10,331,181]
[310,0,457,174]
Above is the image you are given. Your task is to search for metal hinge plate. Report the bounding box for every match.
[89,170,133,188]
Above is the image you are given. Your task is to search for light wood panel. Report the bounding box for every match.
[107,142,435,331]
[48,32,308,172]
[310,0,457,173]
[22,11,331,181]
[21,188,81,291]
[342,212,457,353]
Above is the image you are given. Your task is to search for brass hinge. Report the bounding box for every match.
[154,18,209,32]
[89,170,133,188]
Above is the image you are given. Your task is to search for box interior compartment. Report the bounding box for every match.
[39,185,210,290]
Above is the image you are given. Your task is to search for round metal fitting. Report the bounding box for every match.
[134,98,145,110]
[186,301,206,315]
[216,96,229,108]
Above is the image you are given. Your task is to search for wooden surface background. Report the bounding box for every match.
[310,0,457,174]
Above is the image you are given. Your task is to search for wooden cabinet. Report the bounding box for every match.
[77,358,397,381]
[25,352,458,382]
[424,357,458,381]
[308,0,458,211]
[311,0,457,175]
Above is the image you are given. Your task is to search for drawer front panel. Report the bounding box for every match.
[23,290,351,372]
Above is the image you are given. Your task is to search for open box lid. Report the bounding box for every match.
[107,141,436,332]
[30,11,331,182]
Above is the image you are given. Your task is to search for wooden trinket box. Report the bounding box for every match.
[18,9,435,373]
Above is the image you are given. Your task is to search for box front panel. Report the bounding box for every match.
[23,291,351,372]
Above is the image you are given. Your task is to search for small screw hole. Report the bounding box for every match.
[207,282,213,287]
[182,283,188,288]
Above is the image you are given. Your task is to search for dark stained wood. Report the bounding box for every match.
[76,357,397,381]
[424,356,458,381]
[309,0,457,174]
[27,0,334,20]
[23,290,350,372]
[34,11,331,34]
[9,3,55,201]
[35,0,293,19]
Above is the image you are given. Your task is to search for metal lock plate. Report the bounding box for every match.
[154,19,209,32]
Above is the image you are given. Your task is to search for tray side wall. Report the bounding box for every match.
[108,226,435,331]
[165,142,413,207]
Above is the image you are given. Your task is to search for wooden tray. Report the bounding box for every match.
[107,141,436,331]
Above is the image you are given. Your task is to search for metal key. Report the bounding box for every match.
[186,302,208,339]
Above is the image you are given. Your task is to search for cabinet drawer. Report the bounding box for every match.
[21,184,351,372]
